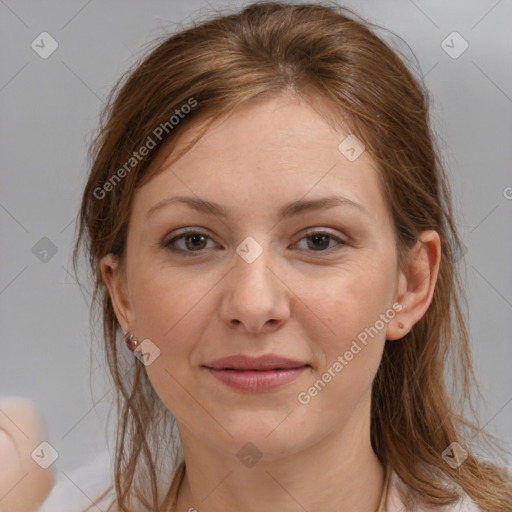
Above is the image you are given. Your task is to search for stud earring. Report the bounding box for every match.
[397,322,405,329]
[124,332,140,351]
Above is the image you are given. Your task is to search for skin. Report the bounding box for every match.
[101,94,441,512]
[0,397,55,512]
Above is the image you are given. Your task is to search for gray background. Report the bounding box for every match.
[1,0,511,478]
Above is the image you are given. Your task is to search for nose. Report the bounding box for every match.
[219,245,291,334]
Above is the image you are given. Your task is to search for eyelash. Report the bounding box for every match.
[162,228,347,256]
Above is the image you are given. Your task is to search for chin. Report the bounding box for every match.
[218,414,309,459]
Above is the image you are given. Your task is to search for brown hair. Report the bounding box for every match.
[73,2,512,511]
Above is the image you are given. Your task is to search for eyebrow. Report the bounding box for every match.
[146,194,369,220]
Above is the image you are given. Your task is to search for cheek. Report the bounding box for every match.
[300,266,393,394]
[129,268,214,412]
[130,258,205,334]
[129,263,217,367]
[305,264,392,344]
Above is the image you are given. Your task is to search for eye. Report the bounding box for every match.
[162,228,347,256]
[293,230,347,253]
[163,229,216,255]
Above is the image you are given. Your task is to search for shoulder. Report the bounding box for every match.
[386,469,481,512]
[38,450,184,512]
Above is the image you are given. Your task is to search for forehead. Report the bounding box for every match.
[134,95,389,225]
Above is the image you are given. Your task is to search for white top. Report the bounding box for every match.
[37,451,115,512]
[37,450,481,512]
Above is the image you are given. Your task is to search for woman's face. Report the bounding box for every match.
[102,95,411,461]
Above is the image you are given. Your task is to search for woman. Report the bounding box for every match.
[64,1,512,511]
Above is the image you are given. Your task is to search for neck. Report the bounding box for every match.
[174,405,385,512]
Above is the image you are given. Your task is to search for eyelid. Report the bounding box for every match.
[299,227,347,242]
[163,228,214,253]
[291,229,347,252]
[162,226,349,256]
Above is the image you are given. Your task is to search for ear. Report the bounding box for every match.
[100,253,136,334]
[386,230,441,341]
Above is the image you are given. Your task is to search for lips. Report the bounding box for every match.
[202,355,310,392]
[203,354,309,371]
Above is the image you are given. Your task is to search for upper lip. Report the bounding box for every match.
[203,355,309,370]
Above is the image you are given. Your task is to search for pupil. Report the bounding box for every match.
[309,234,329,250]
[187,234,206,250]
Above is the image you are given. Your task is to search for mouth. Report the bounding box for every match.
[202,355,311,392]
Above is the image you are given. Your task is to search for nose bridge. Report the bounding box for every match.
[233,235,274,296]
[220,234,288,332]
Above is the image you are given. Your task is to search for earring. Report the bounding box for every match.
[397,322,405,329]
[124,332,140,351]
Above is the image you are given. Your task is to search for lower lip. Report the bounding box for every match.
[204,366,309,392]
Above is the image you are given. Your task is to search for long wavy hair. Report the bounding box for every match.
[73,2,512,511]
